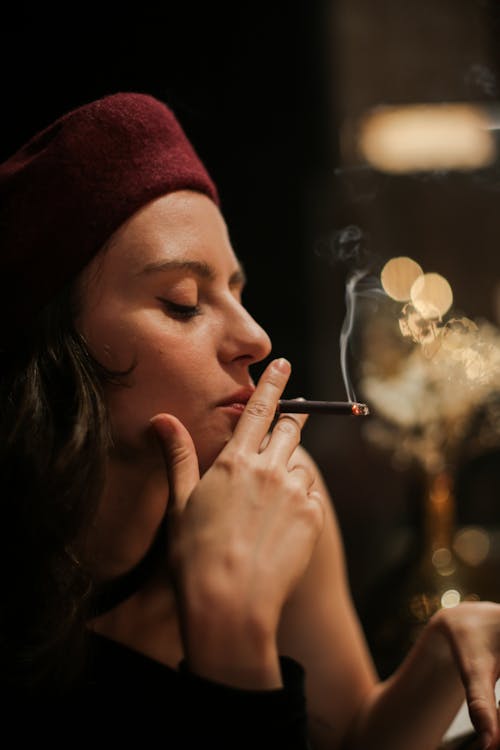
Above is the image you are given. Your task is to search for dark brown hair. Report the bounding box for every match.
[0,280,123,693]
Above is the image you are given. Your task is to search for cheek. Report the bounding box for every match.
[103,351,233,473]
[103,340,212,446]
[80,306,139,373]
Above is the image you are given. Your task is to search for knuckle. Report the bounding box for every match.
[289,463,314,489]
[258,463,282,486]
[274,416,301,437]
[466,695,491,716]
[286,479,305,501]
[298,497,324,533]
[216,450,249,474]
[310,494,326,529]
[245,399,274,420]
[432,603,479,638]
[430,606,457,634]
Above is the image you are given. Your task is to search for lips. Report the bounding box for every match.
[217,387,255,408]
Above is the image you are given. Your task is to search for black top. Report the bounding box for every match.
[3,521,311,747]
[4,631,311,749]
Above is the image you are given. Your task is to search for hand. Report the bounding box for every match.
[428,601,500,749]
[150,357,325,688]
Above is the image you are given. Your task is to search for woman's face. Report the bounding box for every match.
[77,191,272,474]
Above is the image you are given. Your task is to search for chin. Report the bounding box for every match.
[196,428,233,477]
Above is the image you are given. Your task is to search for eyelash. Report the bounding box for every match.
[157,298,201,319]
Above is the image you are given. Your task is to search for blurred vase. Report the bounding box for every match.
[403,469,477,640]
[362,466,497,678]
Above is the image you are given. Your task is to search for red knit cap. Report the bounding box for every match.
[0,92,219,346]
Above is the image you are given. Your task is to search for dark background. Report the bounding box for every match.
[0,3,331,398]
[3,1,500,678]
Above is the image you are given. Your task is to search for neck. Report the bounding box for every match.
[83,457,169,582]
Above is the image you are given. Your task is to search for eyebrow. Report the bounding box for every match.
[137,259,247,286]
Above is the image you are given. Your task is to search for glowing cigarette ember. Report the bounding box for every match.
[277,400,370,416]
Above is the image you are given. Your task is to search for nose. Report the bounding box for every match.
[220,300,272,366]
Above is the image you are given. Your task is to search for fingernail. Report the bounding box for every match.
[273,357,291,374]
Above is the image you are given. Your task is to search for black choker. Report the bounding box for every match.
[89,519,166,617]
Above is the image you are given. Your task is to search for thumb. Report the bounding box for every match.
[150,414,200,512]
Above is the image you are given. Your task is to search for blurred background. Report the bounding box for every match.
[3,1,500,679]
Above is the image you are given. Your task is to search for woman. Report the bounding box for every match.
[0,91,498,748]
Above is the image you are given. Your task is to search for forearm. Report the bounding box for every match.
[347,621,465,750]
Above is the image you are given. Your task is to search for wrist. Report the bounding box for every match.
[403,609,464,700]
[180,593,282,689]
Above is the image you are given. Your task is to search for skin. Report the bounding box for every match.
[78,190,500,749]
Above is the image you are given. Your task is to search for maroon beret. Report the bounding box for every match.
[0,92,219,347]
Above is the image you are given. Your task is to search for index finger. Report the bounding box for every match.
[463,671,499,749]
[231,358,291,451]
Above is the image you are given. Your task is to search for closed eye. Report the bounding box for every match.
[156,298,201,319]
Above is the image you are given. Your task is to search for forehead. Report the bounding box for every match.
[86,190,240,286]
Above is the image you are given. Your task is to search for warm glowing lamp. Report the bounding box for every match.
[358,103,496,173]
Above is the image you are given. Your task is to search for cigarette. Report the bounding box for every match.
[277,400,370,416]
